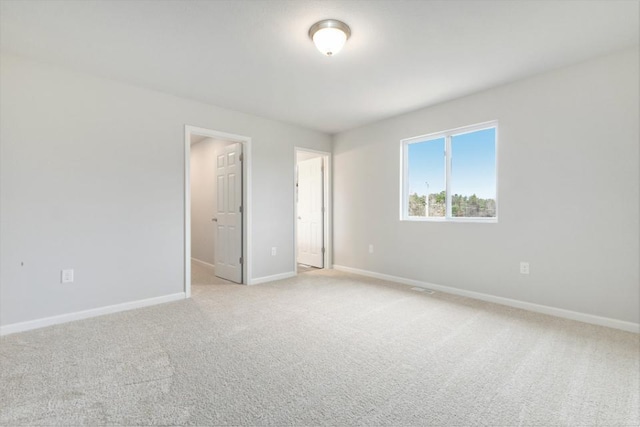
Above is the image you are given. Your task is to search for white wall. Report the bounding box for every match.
[333,48,640,324]
[0,53,331,327]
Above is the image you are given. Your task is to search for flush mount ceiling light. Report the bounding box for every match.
[308,19,351,56]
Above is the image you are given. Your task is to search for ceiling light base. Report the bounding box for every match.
[309,19,351,56]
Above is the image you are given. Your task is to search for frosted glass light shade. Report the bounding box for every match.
[308,19,351,56]
[313,27,347,56]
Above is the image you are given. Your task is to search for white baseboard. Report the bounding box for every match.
[0,292,186,336]
[191,257,215,269]
[333,265,639,333]
[249,271,296,285]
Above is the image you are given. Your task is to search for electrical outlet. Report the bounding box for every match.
[271,247,277,256]
[368,244,374,254]
[520,262,530,275]
[61,269,74,283]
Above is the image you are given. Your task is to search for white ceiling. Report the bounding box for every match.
[1,1,638,134]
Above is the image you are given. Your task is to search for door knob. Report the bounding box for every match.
[212,217,218,222]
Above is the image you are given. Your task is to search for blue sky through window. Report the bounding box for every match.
[408,137,444,198]
[451,128,496,199]
[408,128,496,199]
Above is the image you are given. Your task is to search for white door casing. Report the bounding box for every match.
[296,157,324,268]
[215,142,243,283]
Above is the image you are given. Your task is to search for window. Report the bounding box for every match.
[401,122,497,222]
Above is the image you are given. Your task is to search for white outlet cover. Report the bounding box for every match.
[61,269,74,283]
[520,262,530,275]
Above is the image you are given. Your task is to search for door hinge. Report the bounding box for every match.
[239,153,244,162]
[239,205,243,213]
[239,257,243,265]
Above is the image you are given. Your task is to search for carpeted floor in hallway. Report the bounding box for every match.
[190,260,237,286]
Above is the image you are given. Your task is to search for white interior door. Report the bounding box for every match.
[214,142,242,283]
[297,157,324,268]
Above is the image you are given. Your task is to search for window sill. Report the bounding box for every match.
[402,217,498,223]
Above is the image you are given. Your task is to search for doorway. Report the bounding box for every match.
[185,126,251,297]
[294,148,331,274]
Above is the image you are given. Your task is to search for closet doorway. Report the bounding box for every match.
[294,148,331,274]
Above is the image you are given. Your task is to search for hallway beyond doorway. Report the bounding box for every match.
[191,260,237,286]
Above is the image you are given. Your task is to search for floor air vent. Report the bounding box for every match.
[411,287,435,294]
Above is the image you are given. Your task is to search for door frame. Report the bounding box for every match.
[294,147,332,274]
[184,125,252,296]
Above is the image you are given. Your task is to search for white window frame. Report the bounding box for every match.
[400,120,498,223]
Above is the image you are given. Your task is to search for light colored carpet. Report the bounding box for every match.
[191,260,237,286]
[297,263,321,274]
[0,269,638,426]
